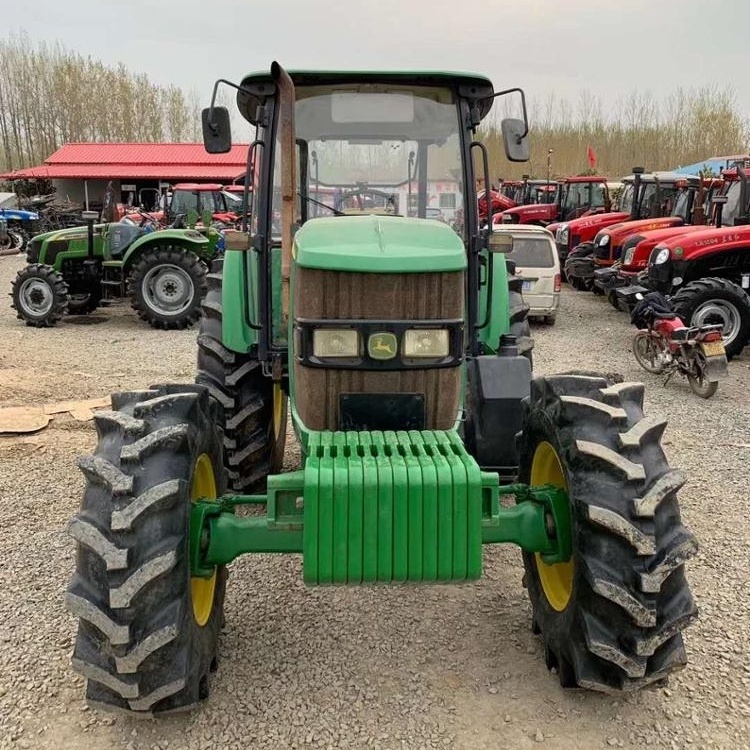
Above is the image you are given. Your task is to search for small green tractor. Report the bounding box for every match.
[10,213,223,329]
[65,64,697,714]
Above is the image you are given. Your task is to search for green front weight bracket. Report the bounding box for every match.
[484,483,572,565]
[190,480,572,580]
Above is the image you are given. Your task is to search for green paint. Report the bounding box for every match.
[120,229,209,269]
[294,215,466,273]
[478,249,511,351]
[190,433,572,582]
[221,250,259,352]
[301,430,484,584]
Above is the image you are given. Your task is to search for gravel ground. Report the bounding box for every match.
[1,252,749,750]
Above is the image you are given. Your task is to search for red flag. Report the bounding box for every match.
[587,145,597,169]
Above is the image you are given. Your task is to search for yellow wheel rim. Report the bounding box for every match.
[532,441,573,612]
[190,453,217,627]
[272,384,284,439]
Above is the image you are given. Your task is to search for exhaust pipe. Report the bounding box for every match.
[271,61,297,321]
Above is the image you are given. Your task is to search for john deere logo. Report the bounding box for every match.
[368,332,397,360]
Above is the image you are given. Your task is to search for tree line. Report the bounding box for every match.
[482,86,748,181]
[0,32,747,183]
[0,33,201,172]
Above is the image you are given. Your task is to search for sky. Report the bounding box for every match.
[4,0,750,138]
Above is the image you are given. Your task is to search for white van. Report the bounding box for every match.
[499,225,561,324]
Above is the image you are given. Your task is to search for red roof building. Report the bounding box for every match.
[0,142,249,208]
[0,142,248,181]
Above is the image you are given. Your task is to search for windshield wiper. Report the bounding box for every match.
[299,193,346,217]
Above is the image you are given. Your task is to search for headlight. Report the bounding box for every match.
[623,248,635,265]
[597,234,610,247]
[653,247,670,265]
[557,224,569,244]
[403,329,449,358]
[313,329,360,357]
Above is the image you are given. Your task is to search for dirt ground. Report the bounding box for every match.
[1,253,749,750]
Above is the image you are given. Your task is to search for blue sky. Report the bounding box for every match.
[4,0,749,132]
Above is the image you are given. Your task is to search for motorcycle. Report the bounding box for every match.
[630,291,728,398]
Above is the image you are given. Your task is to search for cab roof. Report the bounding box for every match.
[237,69,495,126]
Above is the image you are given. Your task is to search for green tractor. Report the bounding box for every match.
[10,212,223,329]
[65,64,697,714]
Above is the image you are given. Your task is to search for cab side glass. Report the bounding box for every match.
[501,118,530,163]
[202,107,232,154]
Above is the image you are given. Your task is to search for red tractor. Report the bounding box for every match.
[602,176,736,306]
[561,170,693,289]
[477,188,516,224]
[497,175,611,226]
[593,177,705,276]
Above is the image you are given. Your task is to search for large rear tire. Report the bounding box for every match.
[129,247,207,330]
[518,373,698,692]
[671,277,750,360]
[196,259,287,491]
[66,385,227,714]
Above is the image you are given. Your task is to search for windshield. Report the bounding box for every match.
[619,184,635,214]
[563,182,606,211]
[170,190,198,216]
[273,85,464,236]
[635,184,680,218]
[671,189,692,220]
[720,181,742,225]
[508,236,555,268]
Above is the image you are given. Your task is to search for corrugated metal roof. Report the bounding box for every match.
[0,142,249,180]
[46,142,248,165]
[0,164,246,180]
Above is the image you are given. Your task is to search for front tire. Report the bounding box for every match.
[671,277,750,360]
[518,374,698,692]
[66,385,227,714]
[632,331,667,374]
[196,259,287,491]
[11,263,68,327]
[129,247,207,329]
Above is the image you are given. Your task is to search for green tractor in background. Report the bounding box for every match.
[10,211,223,329]
[65,64,697,714]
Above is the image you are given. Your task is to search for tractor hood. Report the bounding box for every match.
[500,203,556,222]
[565,211,630,234]
[598,216,685,244]
[621,225,707,270]
[33,224,107,244]
[294,215,466,273]
[0,208,39,221]
[656,223,750,254]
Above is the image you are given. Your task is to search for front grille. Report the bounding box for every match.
[294,268,464,431]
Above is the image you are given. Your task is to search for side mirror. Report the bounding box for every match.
[489,231,514,253]
[501,118,530,162]
[202,106,232,154]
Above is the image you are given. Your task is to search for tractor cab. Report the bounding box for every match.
[103,221,149,259]
[167,183,240,224]
[558,177,610,220]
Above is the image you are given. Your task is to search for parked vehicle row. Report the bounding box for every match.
[558,165,750,395]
